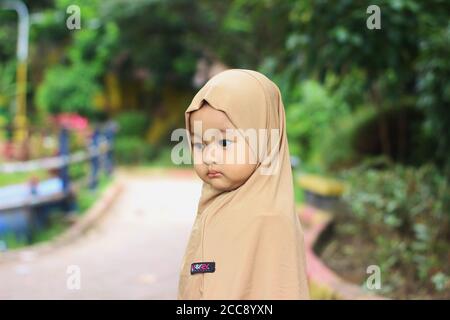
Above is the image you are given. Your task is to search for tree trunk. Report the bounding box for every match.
[370,84,391,158]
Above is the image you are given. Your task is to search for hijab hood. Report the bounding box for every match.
[178,69,310,299]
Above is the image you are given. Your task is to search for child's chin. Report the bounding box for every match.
[207,179,232,191]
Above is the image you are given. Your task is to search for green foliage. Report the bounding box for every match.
[0,10,17,60]
[285,78,351,167]
[34,0,119,118]
[317,115,364,170]
[35,64,99,117]
[68,162,88,181]
[0,61,16,109]
[0,61,16,127]
[114,136,153,165]
[67,21,119,76]
[287,0,420,88]
[0,232,28,250]
[30,212,67,244]
[285,0,450,168]
[340,162,450,294]
[200,0,292,69]
[3,0,450,166]
[105,0,199,90]
[77,175,111,212]
[147,145,190,168]
[416,21,450,166]
[116,111,149,138]
[313,103,429,171]
[114,111,152,164]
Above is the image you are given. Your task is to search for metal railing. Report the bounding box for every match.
[0,121,117,241]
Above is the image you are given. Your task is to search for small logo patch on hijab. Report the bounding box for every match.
[191,262,215,274]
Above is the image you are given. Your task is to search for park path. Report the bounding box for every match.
[0,168,202,299]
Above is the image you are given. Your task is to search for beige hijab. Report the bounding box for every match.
[178,69,310,299]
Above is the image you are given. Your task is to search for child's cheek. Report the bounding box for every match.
[193,163,207,178]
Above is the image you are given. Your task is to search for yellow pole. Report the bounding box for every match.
[14,60,27,142]
[1,1,30,143]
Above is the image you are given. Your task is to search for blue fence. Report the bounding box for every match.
[0,121,117,243]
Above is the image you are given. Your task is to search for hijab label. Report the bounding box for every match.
[191,262,215,275]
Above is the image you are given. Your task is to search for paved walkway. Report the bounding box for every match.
[0,169,202,299]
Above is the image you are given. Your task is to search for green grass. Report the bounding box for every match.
[77,175,112,213]
[0,161,88,188]
[69,162,89,181]
[31,213,67,244]
[0,232,28,250]
[0,170,51,187]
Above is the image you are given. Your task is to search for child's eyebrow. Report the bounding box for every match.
[189,128,235,141]
[220,128,236,133]
[190,129,231,135]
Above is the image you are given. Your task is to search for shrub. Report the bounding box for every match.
[35,64,100,117]
[285,79,351,168]
[116,111,149,138]
[114,136,153,164]
[339,162,450,295]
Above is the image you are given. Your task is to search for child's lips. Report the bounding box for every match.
[207,170,222,178]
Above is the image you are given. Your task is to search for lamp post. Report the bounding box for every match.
[1,0,29,143]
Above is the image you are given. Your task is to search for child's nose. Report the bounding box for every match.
[203,143,222,165]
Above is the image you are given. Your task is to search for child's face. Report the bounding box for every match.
[189,103,258,191]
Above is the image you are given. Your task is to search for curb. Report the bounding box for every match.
[299,204,387,300]
[0,177,124,264]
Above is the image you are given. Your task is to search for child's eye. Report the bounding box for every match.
[219,139,233,148]
[193,142,204,150]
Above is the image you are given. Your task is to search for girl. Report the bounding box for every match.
[178,69,310,299]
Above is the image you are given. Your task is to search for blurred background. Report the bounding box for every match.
[0,0,448,299]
